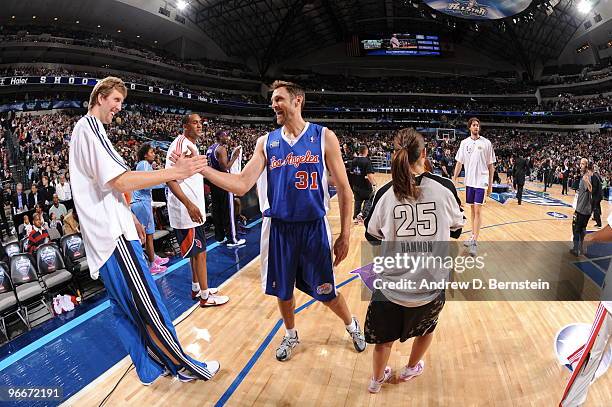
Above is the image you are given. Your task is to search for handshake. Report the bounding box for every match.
[169,145,243,179]
[169,145,209,178]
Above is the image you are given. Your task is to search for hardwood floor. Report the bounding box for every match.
[64,176,612,406]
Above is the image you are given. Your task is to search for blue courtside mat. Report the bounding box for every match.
[0,221,262,406]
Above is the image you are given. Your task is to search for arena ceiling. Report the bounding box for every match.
[187,0,591,77]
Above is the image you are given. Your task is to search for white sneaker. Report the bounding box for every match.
[276,332,299,361]
[177,361,220,382]
[399,360,424,382]
[463,236,474,247]
[226,238,246,248]
[52,295,63,315]
[468,241,478,257]
[346,317,366,352]
[60,294,75,312]
[368,366,392,393]
[199,293,230,307]
[141,368,171,386]
[191,287,218,299]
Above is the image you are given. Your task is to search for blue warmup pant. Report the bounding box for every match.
[98,236,213,383]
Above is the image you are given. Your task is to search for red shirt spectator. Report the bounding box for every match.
[28,214,50,254]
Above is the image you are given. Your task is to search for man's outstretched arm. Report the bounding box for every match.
[202,136,267,195]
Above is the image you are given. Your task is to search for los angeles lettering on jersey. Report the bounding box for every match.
[269,150,320,170]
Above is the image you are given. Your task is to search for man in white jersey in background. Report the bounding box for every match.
[166,113,229,307]
[452,117,496,256]
[70,77,219,385]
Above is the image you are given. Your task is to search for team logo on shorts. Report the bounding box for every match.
[316,283,333,295]
[195,239,202,249]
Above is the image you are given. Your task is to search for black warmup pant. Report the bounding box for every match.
[592,199,602,226]
[210,185,238,244]
[561,179,568,195]
[516,182,525,204]
[572,211,591,252]
[353,188,372,219]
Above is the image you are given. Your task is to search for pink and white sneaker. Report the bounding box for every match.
[150,263,167,275]
[368,366,392,393]
[154,255,169,266]
[399,360,424,382]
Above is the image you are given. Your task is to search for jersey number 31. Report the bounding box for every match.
[295,171,319,190]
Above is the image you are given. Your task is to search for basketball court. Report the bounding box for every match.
[62,174,612,406]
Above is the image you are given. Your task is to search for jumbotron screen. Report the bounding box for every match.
[361,34,441,56]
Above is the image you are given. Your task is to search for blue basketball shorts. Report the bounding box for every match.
[260,217,337,302]
[131,200,155,235]
[175,225,207,258]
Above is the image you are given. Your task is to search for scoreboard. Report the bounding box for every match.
[361,33,441,56]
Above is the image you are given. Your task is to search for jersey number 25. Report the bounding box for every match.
[394,202,438,237]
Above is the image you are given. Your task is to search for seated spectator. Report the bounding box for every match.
[55,174,72,201]
[34,203,49,225]
[27,183,43,209]
[18,214,32,239]
[48,212,63,241]
[48,194,67,220]
[63,209,80,235]
[27,213,49,254]
[39,175,55,205]
[12,183,27,214]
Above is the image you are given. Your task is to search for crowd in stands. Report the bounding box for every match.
[1,107,610,255]
[4,59,612,119]
[306,96,541,112]
[4,110,272,189]
[538,63,612,85]
[0,110,275,254]
[541,93,612,112]
[0,25,257,80]
[5,65,610,116]
[338,127,611,197]
[295,73,536,94]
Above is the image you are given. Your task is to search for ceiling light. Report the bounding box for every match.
[136,35,140,38]
[11,16,15,19]
[76,20,80,24]
[32,15,36,19]
[577,0,593,14]
[177,0,187,10]
[117,29,122,32]
[97,25,101,28]
[54,17,58,21]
